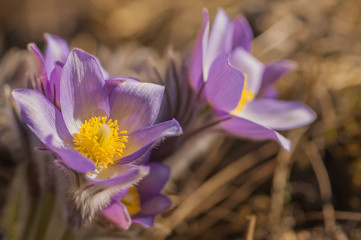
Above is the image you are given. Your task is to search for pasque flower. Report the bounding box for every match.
[12,48,182,188]
[189,9,315,150]
[102,163,171,229]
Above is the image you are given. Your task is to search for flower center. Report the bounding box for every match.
[73,117,128,169]
[121,187,141,216]
[231,75,254,116]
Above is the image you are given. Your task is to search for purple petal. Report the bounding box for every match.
[102,202,132,230]
[48,62,63,108]
[219,116,291,150]
[137,194,171,216]
[27,43,51,96]
[108,80,164,133]
[106,76,140,82]
[44,33,70,75]
[118,119,182,164]
[111,189,129,202]
[260,60,296,91]
[229,47,265,95]
[240,99,316,130]
[232,16,253,52]
[95,57,110,79]
[105,77,127,94]
[86,164,150,187]
[49,144,95,173]
[105,76,139,88]
[131,151,151,165]
[28,43,44,68]
[204,8,233,76]
[12,89,95,173]
[132,217,155,228]
[189,9,209,91]
[105,77,140,96]
[205,54,244,112]
[12,89,72,147]
[60,49,109,134]
[258,86,279,99]
[137,163,169,195]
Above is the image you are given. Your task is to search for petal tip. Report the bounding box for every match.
[170,118,183,135]
[216,8,228,17]
[202,8,209,16]
[283,139,291,151]
[27,43,39,52]
[11,88,34,101]
[43,32,51,38]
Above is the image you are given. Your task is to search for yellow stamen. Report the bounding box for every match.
[73,116,128,169]
[121,187,141,216]
[231,74,255,116]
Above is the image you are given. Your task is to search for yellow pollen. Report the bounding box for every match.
[121,187,141,216]
[73,116,128,169]
[231,74,255,116]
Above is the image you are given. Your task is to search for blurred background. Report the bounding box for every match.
[1,0,361,239]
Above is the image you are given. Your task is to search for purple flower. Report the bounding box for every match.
[102,163,171,229]
[12,48,182,188]
[189,9,315,150]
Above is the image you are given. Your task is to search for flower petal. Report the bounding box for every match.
[232,16,253,52]
[205,54,244,112]
[258,60,296,98]
[137,163,169,195]
[118,119,182,164]
[105,77,140,99]
[219,116,291,150]
[261,60,296,89]
[108,80,164,133]
[111,189,129,202]
[102,202,132,230]
[49,61,63,108]
[105,76,139,91]
[96,57,110,79]
[240,99,316,130]
[12,89,72,147]
[60,49,109,134]
[189,9,209,90]
[44,33,70,75]
[204,8,233,78]
[87,164,150,187]
[258,86,279,99]
[12,89,95,173]
[27,43,51,96]
[132,217,155,228]
[137,194,171,216]
[49,144,96,173]
[229,47,265,95]
[105,77,129,95]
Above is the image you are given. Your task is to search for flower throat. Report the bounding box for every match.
[73,117,128,168]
